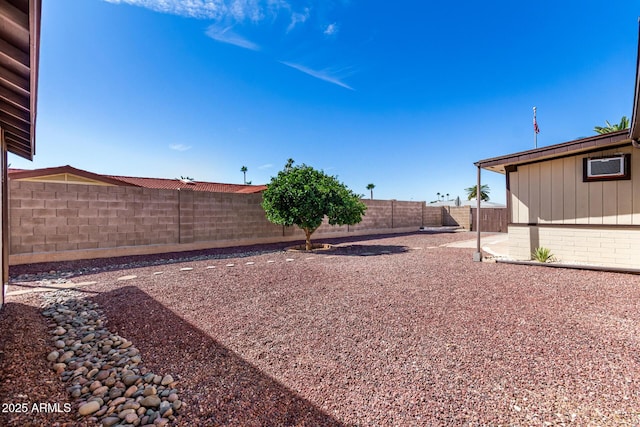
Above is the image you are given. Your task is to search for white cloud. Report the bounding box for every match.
[323,22,338,36]
[286,7,309,32]
[104,0,289,22]
[280,61,353,90]
[258,163,274,169]
[206,25,260,50]
[104,0,227,19]
[169,144,192,151]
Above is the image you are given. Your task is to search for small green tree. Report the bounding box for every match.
[262,160,367,250]
[465,184,490,201]
[594,116,629,134]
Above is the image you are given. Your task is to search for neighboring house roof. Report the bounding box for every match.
[476,130,631,173]
[8,165,135,186]
[108,175,267,193]
[428,200,506,208]
[8,165,268,193]
[0,0,42,160]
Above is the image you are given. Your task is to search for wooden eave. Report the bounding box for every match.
[475,130,631,174]
[0,0,41,160]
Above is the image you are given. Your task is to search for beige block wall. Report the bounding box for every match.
[508,224,640,269]
[10,181,180,254]
[9,182,439,264]
[442,206,471,229]
[423,206,442,226]
[192,191,283,242]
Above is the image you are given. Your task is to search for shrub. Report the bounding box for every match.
[532,247,555,263]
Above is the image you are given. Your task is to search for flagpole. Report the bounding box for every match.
[533,106,538,148]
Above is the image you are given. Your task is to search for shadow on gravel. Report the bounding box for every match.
[0,302,76,427]
[9,232,425,278]
[325,244,409,256]
[90,286,345,427]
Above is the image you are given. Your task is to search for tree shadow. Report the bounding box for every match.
[322,244,409,257]
[10,232,422,278]
[89,286,346,427]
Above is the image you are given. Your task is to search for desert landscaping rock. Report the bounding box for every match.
[40,290,182,425]
[3,232,640,426]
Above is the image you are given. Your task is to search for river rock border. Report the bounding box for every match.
[42,290,183,426]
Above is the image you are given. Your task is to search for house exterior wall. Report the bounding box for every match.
[509,146,640,225]
[506,145,640,268]
[9,180,441,264]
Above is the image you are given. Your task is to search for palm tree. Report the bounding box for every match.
[594,116,630,134]
[436,192,441,201]
[465,184,490,202]
[366,183,375,200]
[240,166,248,184]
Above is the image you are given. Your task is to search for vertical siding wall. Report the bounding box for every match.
[9,180,444,263]
[507,146,640,268]
[509,146,640,225]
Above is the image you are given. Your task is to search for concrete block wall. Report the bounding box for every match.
[9,181,442,263]
[508,224,640,269]
[422,206,442,226]
[349,200,393,231]
[443,206,471,229]
[192,191,283,242]
[9,181,179,255]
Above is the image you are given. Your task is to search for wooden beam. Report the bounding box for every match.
[0,63,29,95]
[0,110,29,133]
[0,2,29,50]
[4,133,29,159]
[0,98,29,122]
[0,38,29,75]
[0,83,28,110]
[0,120,29,140]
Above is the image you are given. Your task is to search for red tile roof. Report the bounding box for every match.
[8,165,267,194]
[108,175,267,193]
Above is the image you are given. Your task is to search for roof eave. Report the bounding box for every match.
[27,0,41,160]
[475,130,631,174]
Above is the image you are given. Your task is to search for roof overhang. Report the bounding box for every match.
[476,130,631,174]
[0,0,41,160]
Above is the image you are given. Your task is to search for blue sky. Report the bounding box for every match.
[10,0,639,204]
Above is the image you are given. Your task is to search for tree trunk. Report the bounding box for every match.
[304,228,312,251]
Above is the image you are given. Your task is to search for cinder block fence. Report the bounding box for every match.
[9,181,454,264]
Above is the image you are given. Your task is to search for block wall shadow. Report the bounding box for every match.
[90,286,345,426]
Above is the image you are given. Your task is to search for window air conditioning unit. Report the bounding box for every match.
[583,154,630,181]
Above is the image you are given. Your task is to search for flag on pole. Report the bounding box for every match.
[533,107,540,134]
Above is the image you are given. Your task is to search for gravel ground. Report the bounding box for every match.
[2,231,640,426]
